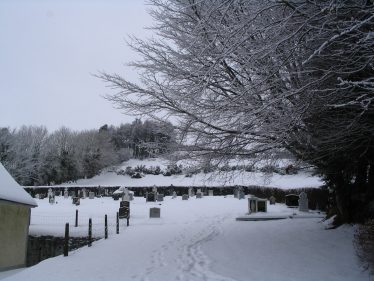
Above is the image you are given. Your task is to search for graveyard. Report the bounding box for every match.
[0,191,370,281]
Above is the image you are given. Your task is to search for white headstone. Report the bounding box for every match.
[188,188,193,197]
[172,191,177,199]
[89,192,95,199]
[64,191,69,199]
[208,190,214,196]
[82,188,87,199]
[299,192,309,212]
[122,188,131,201]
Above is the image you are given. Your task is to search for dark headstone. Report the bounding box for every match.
[182,194,189,200]
[119,207,130,219]
[157,194,164,202]
[257,200,267,212]
[146,192,156,202]
[285,194,299,207]
[120,201,130,208]
[72,197,80,206]
[149,207,160,218]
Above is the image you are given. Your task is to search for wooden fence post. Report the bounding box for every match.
[64,223,69,256]
[75,209,78,227]
[105,214,108,239]
[88,218,92,247]
[116,212,119,234]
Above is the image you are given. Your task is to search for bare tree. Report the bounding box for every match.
[100,0,374,222]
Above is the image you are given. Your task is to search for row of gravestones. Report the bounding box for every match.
[247,192,310,214]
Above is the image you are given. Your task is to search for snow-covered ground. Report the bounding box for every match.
[1,196,370,281]
[56,158,323,189]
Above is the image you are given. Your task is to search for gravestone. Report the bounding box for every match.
[63,191,68,199]
[35,194,40,199]
[119,206,130,219]
[157,194,164,202]
[146,192,156,202]
[120,201,130,208]
[172,191,177,199]
[285,194,299,207]
[82,188,87,199]
[47,188,53,198]
[122,189,130,202]
[129,193,134,201]
[269,196,276,205]
[257,199,267,212]
[72,197,80,206]
[188,188,194,197]
[298,192,309,212]
[196,192,202,199]
[182,194,189,200]
[208,190,214,196]
[248,197,258,213]
[238,191,245,200]
[152,185,157,194]
[48,195,55,204]
[89,192,95,199]
[79,190,84,199]
[149,207,161,218]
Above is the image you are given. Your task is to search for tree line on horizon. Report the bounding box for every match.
[0,119,175,186]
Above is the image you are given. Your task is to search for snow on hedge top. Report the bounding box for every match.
[0,163,37,207]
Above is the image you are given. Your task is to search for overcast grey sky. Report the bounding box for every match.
[0,0,153,131]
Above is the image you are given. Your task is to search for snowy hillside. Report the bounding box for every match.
[59,158,323,189]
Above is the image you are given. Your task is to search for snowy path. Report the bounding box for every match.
[1,196,371,281]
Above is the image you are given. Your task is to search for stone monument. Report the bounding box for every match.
[150,207,161,218]
[298,192,309,212]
